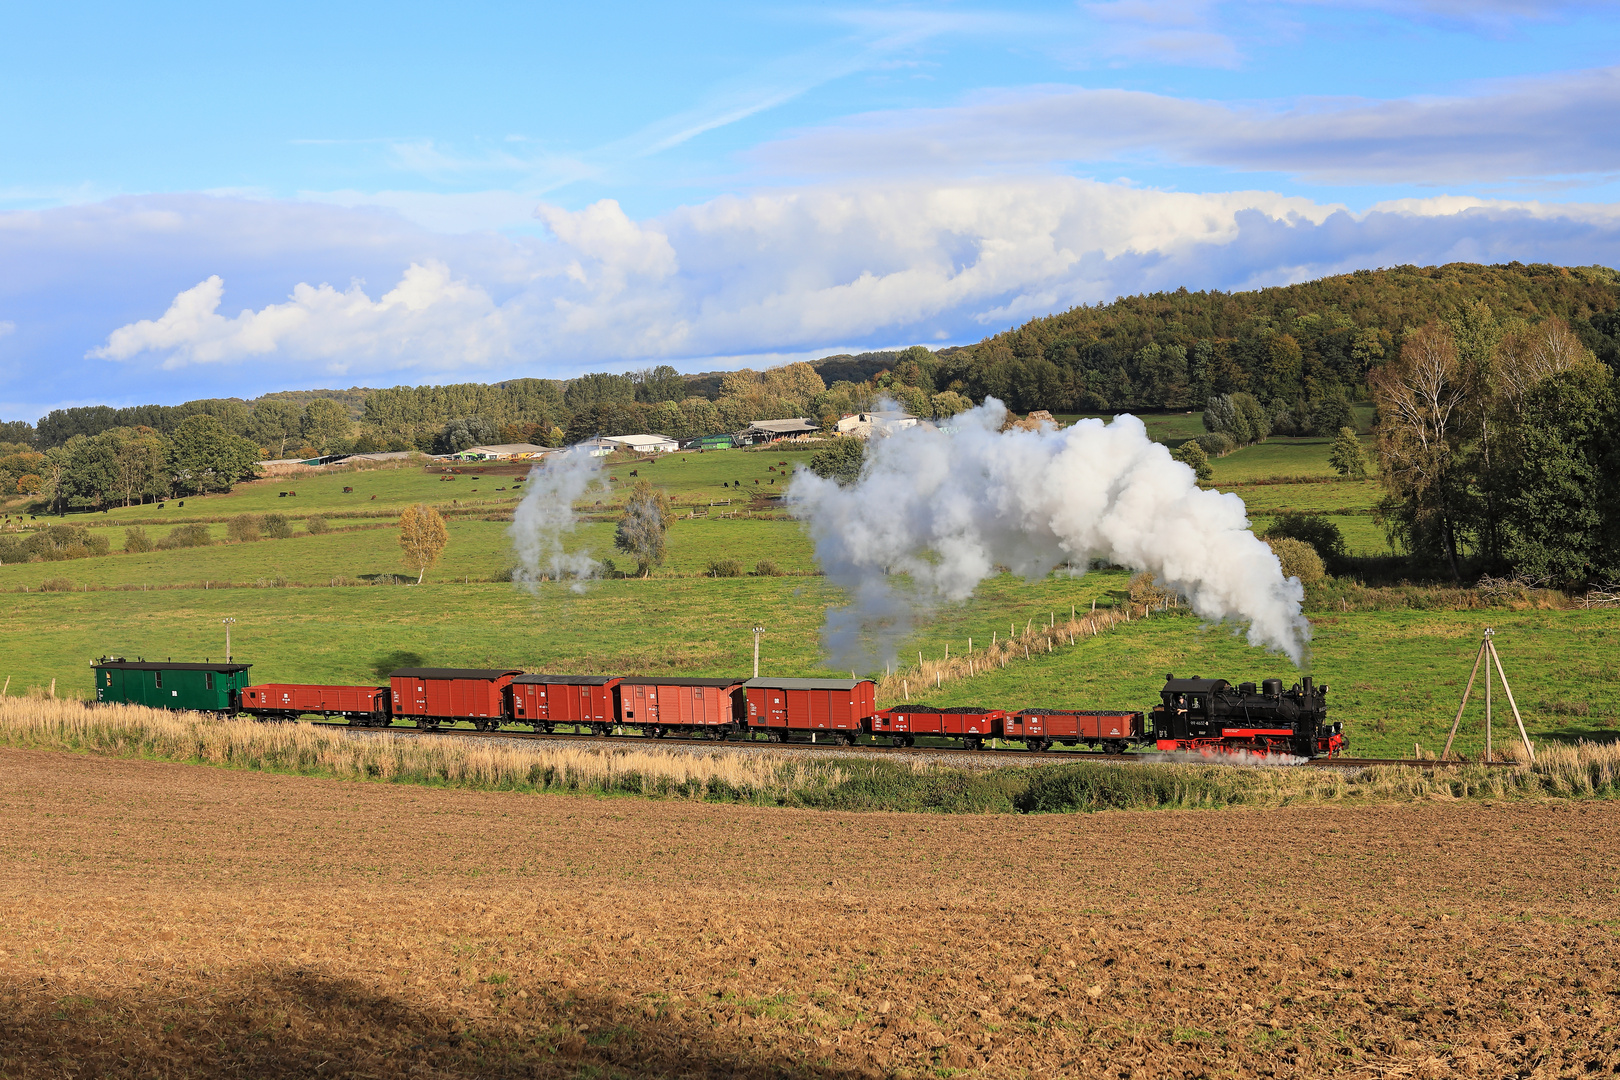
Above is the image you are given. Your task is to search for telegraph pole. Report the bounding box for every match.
[222,617,236,663]
[752,625,765,679]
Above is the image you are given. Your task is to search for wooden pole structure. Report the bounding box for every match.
[1488,637,1536,762]
[1441,634,1488,760]
[1484,640,1493,761]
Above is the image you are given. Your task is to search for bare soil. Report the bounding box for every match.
[2,748,1617,1079]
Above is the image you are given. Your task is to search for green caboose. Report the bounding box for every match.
[92,658,252,712]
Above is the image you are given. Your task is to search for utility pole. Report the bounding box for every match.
[752,625,765,679]
[222,617,236,663]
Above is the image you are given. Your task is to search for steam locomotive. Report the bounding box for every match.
[1152,675,1342,757]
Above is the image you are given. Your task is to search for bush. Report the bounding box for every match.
[1262,513,1349,568]
[124,526,154,554]
[1169,440,1212,482]
[38,577,77,592]
[1194,432,1236,457]
[305,515,330,535]
[754,559,783,576]
[707,558,743,578]
[1264,537,1326,585]
[262,513,293,539]
[226,514,261,543]
[157,523,213,550]
[0,524,109,564]
[808,439,864,485]
[1128,570,1175,605]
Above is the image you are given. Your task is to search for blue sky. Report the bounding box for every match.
[3,0,1619,418]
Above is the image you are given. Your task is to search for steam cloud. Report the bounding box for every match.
[509,448,605,593]
[789,399,1311,670]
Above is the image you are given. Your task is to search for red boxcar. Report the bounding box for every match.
[616,678,743,736]
[744,677,876,743]
[388,667,521,730]
[240,683,389,723]
[508,674,618,732]
[1002,709,1142,752]
[872,706,1006,748]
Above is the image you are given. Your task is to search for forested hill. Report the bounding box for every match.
[932,262,1620,415]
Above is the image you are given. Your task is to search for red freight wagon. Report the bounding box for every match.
[616,678,743,736]
[239,683,389,724]
[1003,709,1143,752]
[744,677,876,743]
[388,667,521,730]
[508,674,618,733]
[872,706,1006,749]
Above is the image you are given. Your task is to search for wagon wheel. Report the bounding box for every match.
[769,731,785,743]
[591,723,607,737]
[841,732,858,747]
[416,718,437,731]
[965,737,984,752]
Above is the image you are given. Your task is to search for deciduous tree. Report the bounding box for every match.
[398,503,449,584]
[613,479,674,578]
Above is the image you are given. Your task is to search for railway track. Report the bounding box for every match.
[309,722,1521,768]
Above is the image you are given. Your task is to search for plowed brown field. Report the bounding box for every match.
[2,747,1617,1079]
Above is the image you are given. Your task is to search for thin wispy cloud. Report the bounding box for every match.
[752,66,1620,186]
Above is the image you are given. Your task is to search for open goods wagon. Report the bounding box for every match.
[1002,709,1142,753]
[872,706,1006,749]
[241,683,389,724]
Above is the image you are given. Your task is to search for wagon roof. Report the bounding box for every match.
[92,659,251,672]
[743,677,868,690]
[617,677,744,688]
[389,667,522,680]
[511,674,618,686]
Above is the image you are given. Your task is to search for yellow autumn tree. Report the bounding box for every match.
[398,503,448,584]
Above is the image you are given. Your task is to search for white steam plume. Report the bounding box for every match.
[789,399,1311,670]
[509,448,605,593]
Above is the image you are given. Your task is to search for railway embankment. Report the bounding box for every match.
[3,696,1616,814]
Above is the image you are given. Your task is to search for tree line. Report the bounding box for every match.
[0,415,259,513]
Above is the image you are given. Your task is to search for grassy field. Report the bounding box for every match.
[0,416,1597,767]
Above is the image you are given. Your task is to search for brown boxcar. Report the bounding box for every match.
[388,667,521,730]
[743,677,876,743]
[508,674,618,733]
[1003,709,1142,752]
[240,683,389,724]
[616,677,743,736]
[872,706,1006,749]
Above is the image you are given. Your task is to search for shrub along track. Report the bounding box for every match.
[1,747,1616,1079]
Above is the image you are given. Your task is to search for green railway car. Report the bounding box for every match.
[92,658,252,712]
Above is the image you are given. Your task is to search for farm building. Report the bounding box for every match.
[739,418,819,445]
[573,437,621,457]
[448,443,553,462]
[682,433,736,450]
[603,434,679,454]
[833,411,928,439]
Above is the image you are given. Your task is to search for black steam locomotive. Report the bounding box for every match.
[1151,675,1342,757]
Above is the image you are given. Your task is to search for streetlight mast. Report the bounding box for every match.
[751,626,766,679]
[222,618,236,663]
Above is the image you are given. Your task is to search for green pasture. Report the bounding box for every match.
[0,515,821,590]
[0,569,1137,697]
[897,605,1616,761]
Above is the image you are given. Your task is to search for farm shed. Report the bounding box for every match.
[604,434,679,454]
[739,418,819,445]
[92,658,252,711]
